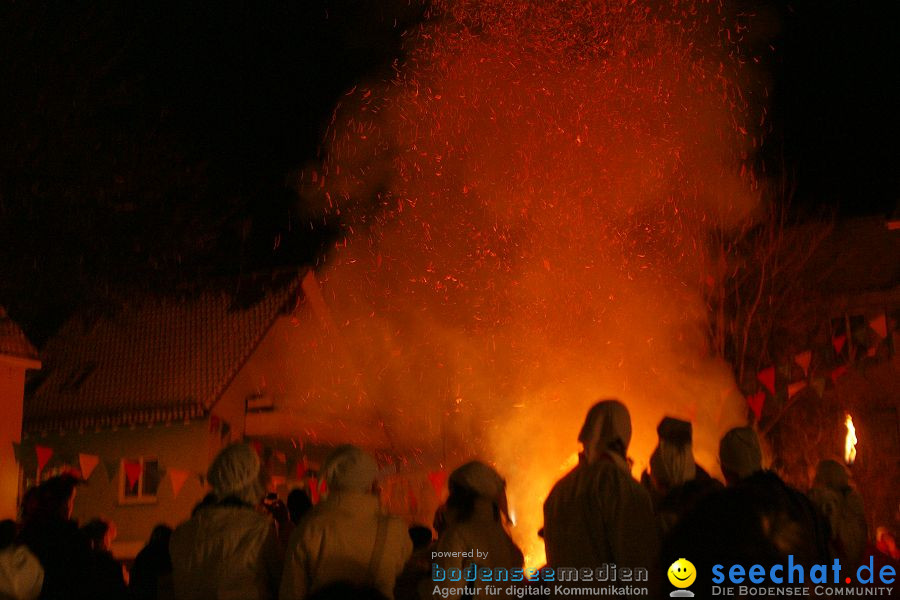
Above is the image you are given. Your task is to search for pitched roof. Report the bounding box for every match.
[25,274,304,433]
[0,307,39,363]
[807,217,900,296]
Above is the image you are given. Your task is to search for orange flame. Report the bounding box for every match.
[844,414,857,465]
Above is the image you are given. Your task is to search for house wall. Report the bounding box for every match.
[221,316,444,524]
[226,314,394,449]
[216,317,290,441]
[28,420,211,557]
[209,375,247,451]
[0,362,26,520]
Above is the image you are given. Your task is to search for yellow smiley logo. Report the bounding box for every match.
[667,558,696,588]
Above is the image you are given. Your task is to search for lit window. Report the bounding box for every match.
[119,457,160,505]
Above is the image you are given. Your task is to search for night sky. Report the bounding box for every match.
[1,0,898,345]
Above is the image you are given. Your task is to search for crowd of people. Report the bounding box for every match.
[0,398,896,600]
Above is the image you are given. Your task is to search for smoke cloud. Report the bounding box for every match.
[290,0,770,564]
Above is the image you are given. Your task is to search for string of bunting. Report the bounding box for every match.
[9,442,423,504]
[11,443,210,499]
[745,310,895,421]
[11,441,446,515]
[13,415,242,493]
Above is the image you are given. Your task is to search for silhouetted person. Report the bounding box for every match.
[641,416,722,535]
[129,525,173,600]
[287,489,313,525]
[661,483,785,598]
[393,526,433,600]
[19,474,97,600]
[81,519,127,600]
[18,488,40,528]
[0,522,14,551]
[170,443,282,600]
[808,459,868,565]
[406,526,432,552]
[0,519,43,600]
[719,426,830,565]
[543,400,658,599]
[427,462,524,600]
[280,445,411,600]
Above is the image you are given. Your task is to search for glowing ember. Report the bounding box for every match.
[286,0,770,570]
[844,414,857,465]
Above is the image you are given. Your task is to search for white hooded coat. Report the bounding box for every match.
[0,545,44,600]
[169,504,282,600]
[280,446,412,600]
[170,443,282,600]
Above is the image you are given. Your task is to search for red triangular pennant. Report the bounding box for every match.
[124,460,142,489]
[870,314,888,339]
[78,454,100,480]
[295,459,307,480]
[830,365,848,385]
[250,441,263,457]
[746,391,765,421]
[793,351,812,376]
[832,334,847,355]
[306,477,320,504]
[757,366,776,395]
[168,468,189,498]
[427,470,448,496]
[788,381,807,399]
[36,446,54,476]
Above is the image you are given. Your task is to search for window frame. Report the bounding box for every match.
[117,456,160,506]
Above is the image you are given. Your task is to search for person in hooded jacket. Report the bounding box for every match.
[807,459,868,566]
[18,475,97,600]
[423,461,524,600]
[128,524,172,600]
[169,443,282,600]
[80,519,127,600]
[280,445,412,600]
[718,426,830,565]
[0,519,43,600]
[542,399,658,598]
[641,417,722,535]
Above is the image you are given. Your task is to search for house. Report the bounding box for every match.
[764,216,900,536]
[22,273,306,556]
[0,307,41,519]
[22,270,440,557]
[809,216,900,536]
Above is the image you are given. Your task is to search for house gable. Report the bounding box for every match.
[25,273,305,433]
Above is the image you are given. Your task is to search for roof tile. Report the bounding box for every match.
[25,274,304,433]
[0,307,39,362]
